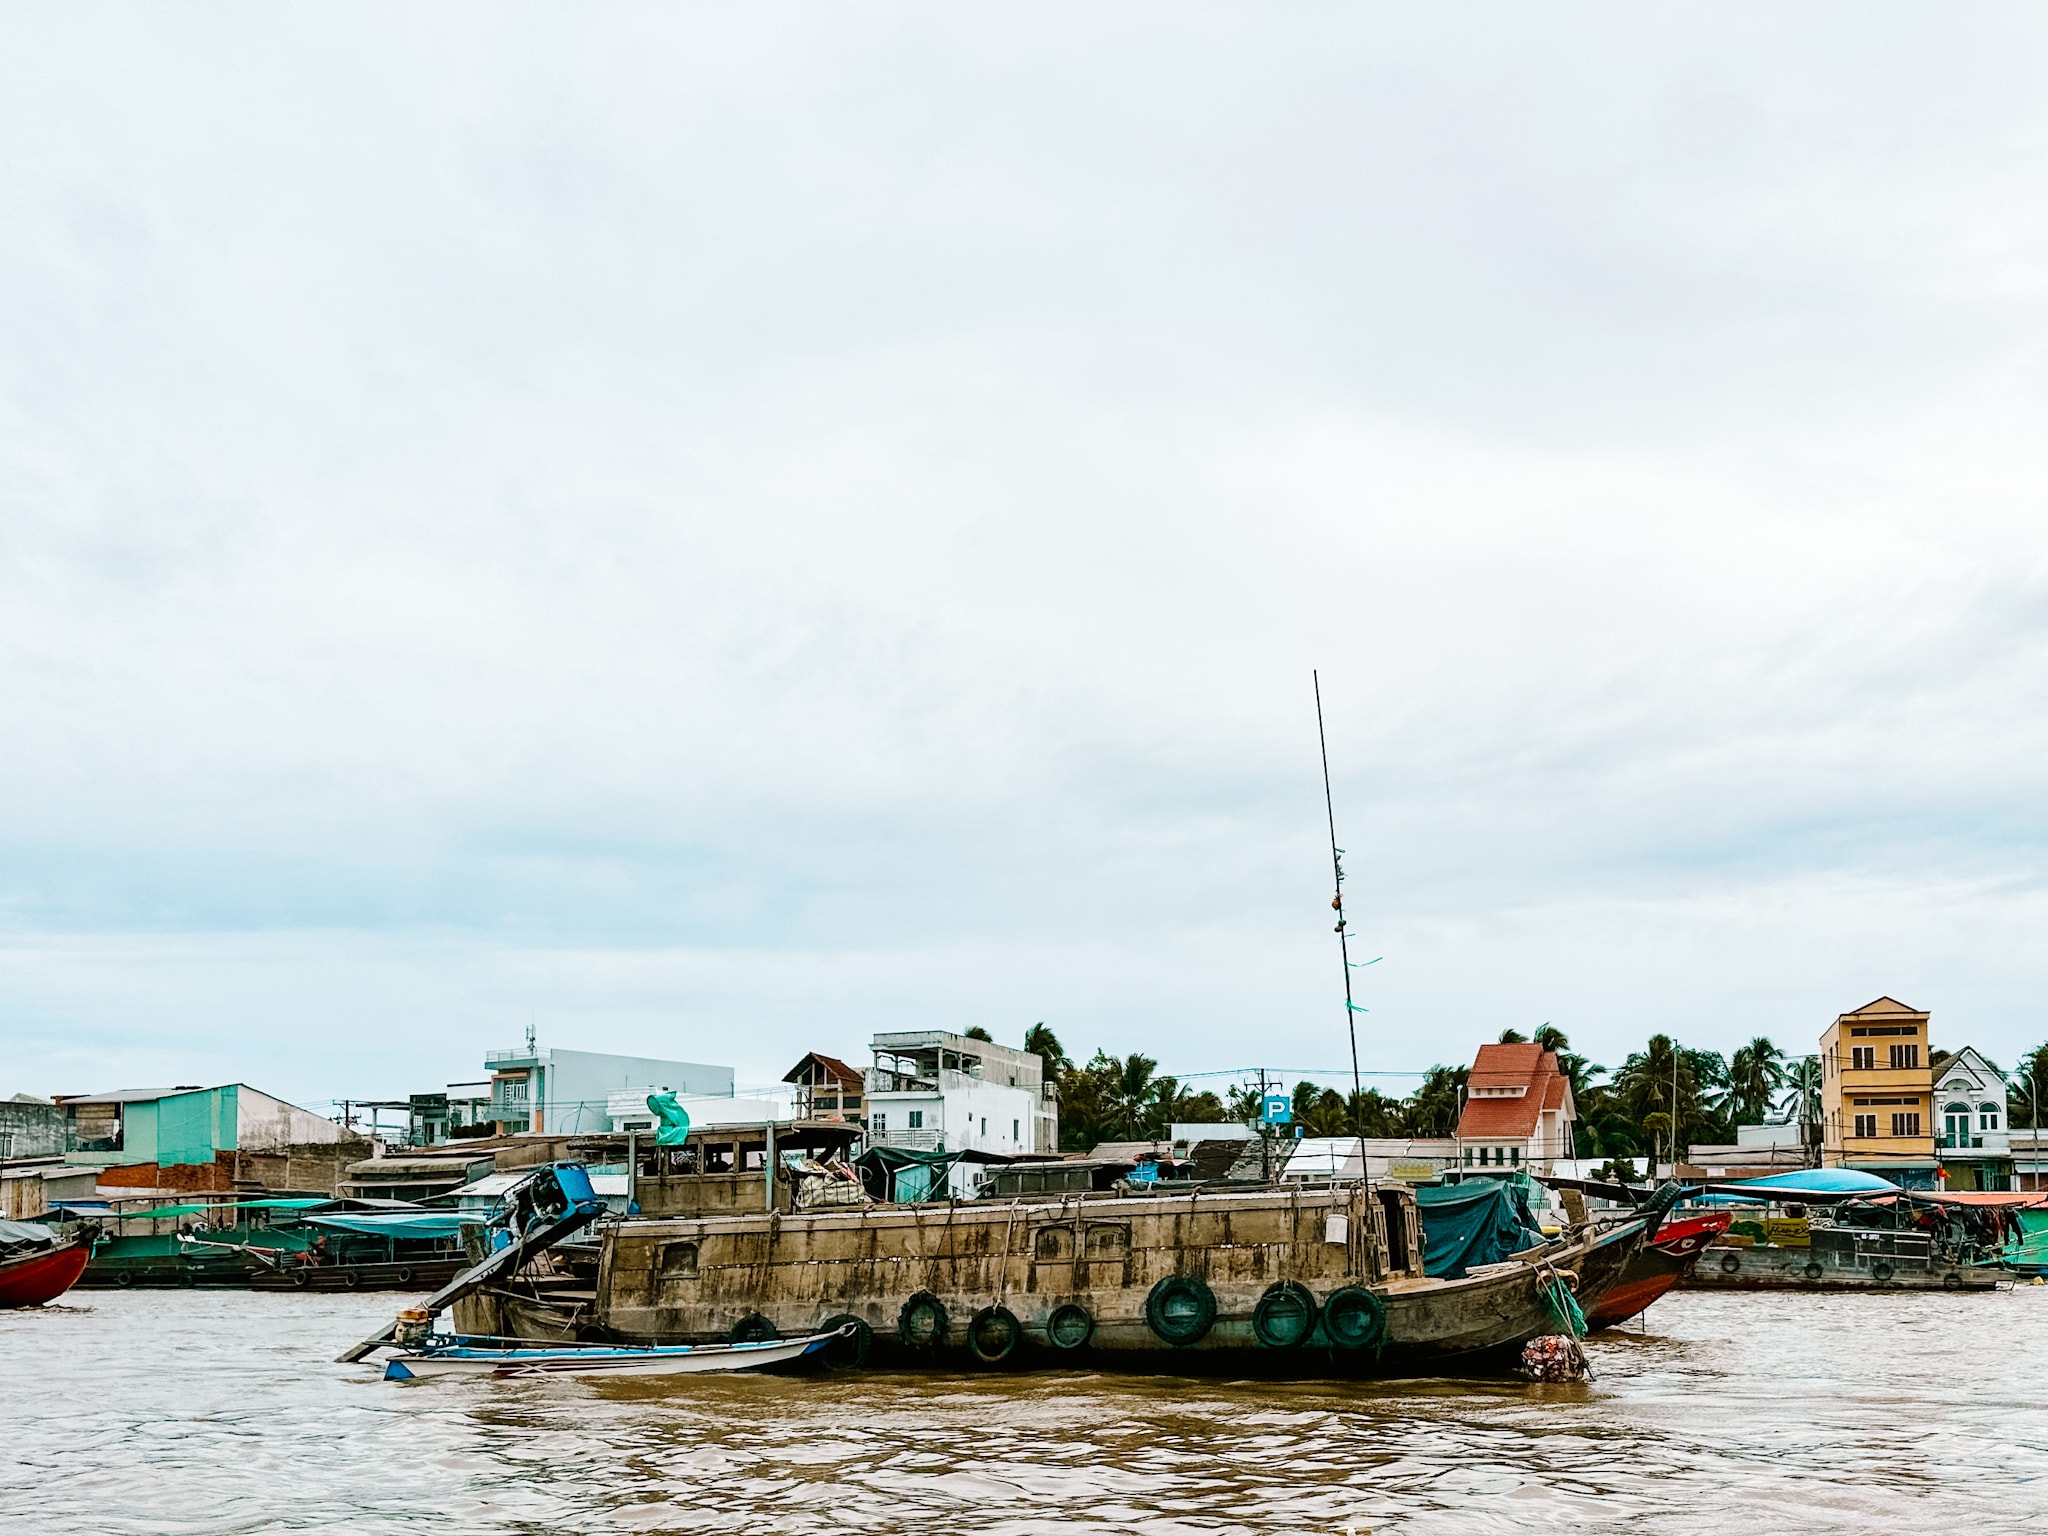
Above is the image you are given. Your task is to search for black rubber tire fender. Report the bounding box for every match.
[1719,1252,1741,1274]
[395,1267,414,1286]
[113,1270,134,1288]
[1943,1272,1965,1291]
[728,1312,780,1344]
[289,1269,311,1288]
[819,1314,873,1367]
[898,1291,949,1350]
[1803,1263,1824,1282]
[1323,1285,1389,1350]
[967,1306,1023,1364]
[1251,1280,1319,1349]
[1045,1303,1094,1351]
[341,1268,364,1289]
[1870,1262,1893,1283]
[1145,1275,1217,1347]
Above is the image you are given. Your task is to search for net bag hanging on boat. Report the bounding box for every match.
[1521,1271,1592,1383]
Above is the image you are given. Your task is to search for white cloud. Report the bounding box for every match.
[3,7,2046,1105]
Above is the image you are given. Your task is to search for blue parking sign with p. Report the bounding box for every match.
[1260,1093,1292,1125]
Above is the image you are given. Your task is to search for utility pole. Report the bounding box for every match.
[1670,1041,1680,1182]
[1257,1067,1272,1184]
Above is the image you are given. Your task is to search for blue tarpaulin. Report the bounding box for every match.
[1414,1178,1546,1279]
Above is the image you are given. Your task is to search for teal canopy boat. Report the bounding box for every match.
[52,1196,476,1292]
[2002,1208,2048,1277]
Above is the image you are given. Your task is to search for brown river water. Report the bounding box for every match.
[6,1286,2046,1535]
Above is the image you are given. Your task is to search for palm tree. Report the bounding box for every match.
[1346,1087,1407,1138]
[1022,1023,1067,1075]
[1103,1053,1162,1139]
[1639,1111,1673,1172]
[1782,1055,1823,1160]
[2009,1044,2048,1131]
[1291,1081,1351,1137]
[1497,1027,1528,1044]
[1402,1064,1469,1136]
[1614,1035,1730,1156]
[1727,1037,1788,1126]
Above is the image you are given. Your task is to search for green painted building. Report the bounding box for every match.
[59,1083,345,1170]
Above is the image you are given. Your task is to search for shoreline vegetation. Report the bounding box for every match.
[1010,1023,2048,1170]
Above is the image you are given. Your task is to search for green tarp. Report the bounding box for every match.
[2004,1207,2048,1271]
[97,1198,328,1221]
[1413,1178,1546,1280]
[854,1146,965,1204]
[647,1093,692,1147]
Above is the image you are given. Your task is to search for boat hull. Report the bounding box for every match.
[382,1330,837,1381]
[77,1256,468,1292]
[468,1186,1646,1379]
[1585,1213,1732,1331]
[0,1239,91,1308]
[1683,1242,2004,1293]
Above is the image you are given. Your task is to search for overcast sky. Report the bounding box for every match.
[3,7,2046,1112]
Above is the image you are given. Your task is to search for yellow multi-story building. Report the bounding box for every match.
[1819,996,1937,1189]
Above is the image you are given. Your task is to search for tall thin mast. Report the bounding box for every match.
[1313,671,1365,1140]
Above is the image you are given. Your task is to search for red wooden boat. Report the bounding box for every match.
[1584,1211,1732,1331]
[0,1223,92,1308]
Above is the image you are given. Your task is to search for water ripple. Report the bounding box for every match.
[6,1287,2046,1534]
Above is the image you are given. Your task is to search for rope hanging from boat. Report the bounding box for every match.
[1527,1257,1594,1382]
[1541,1270,1588,1339]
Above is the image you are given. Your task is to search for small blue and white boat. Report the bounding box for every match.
[380,1325,849,1381]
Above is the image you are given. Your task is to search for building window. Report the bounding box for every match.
[1012,1119,1020,1141]
[980,1117,987,1135]
[908,1110,924,1130]
[872,1114,887,1134]
[1853,1114,1877,1138]
[1981,1105,2001,1131]
[1891,1112,1922,1137]
[1890,1043,1921,1070]
[1850,1047,1875,1072]
[1463,1148,1474,1166]
[1510,1147,1522,1166]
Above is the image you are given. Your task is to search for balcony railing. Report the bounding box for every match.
[870,1129,943,1152]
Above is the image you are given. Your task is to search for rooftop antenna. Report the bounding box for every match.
[526,1017,537,1055]
[1313,670,1366,1153]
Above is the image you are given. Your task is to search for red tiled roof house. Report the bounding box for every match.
[1455,1043,1577,1174]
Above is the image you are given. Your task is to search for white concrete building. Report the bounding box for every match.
[482,1043,735,1134]
[605,1089,795,1134]
[865,1030,1057,1192]
[1935,1046,2012,1192]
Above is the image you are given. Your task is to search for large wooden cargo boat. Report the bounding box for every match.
[457,1178,1651,1376]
